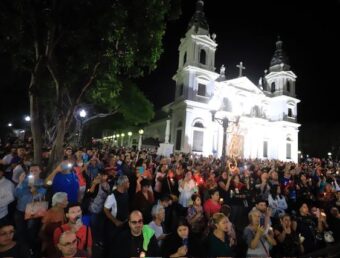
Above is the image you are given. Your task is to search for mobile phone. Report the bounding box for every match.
[260,217,265,226]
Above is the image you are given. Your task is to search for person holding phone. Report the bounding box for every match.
[162,217,201,257]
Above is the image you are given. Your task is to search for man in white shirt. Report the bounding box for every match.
[0,165,15,224]
[103,175,130,256]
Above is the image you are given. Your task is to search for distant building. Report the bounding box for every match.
[144,0,300,162]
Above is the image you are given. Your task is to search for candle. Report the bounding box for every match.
[140,251,146,258]
[220,198,224,204]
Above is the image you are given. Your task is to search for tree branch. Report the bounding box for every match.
[83,111,118,124]
[65,62,101,128]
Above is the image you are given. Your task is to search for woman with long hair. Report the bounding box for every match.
[186,193,206,236]
[162,217,201,257]
[206,212,234,257]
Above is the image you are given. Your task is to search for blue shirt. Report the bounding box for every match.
[15,178,46,212]
[52,172,79,203]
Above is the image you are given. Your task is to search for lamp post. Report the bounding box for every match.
[7,123,12,127]
[328,152,332,160]
[121,133,125,146]
[210,110,229,170]
[78,109,87,146]
[115,134,120,146]
[138,129,144,151]
[128,132,132,147]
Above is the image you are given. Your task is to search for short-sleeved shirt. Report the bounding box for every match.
[104,190,129,221]
[243,226,270,257]
[53,224,92,251]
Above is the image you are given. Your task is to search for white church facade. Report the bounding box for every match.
[144,0,300,162]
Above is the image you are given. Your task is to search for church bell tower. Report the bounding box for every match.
[264,37,296,98]
[174,0,217,100]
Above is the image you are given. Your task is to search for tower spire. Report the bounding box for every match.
[188,0,209,34]
[270,35,290,70]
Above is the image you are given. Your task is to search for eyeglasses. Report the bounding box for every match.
[60,238,77,247]
[0,230,15,237]
[129,219,143,225]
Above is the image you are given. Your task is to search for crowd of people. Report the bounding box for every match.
[0,141,340,257]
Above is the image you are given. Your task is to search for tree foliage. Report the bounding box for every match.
[0,0,180,164]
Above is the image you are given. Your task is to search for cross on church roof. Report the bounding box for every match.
[236,62,246,77]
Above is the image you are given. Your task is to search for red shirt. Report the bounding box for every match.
[53,224,92,251]
[203,199,221,217]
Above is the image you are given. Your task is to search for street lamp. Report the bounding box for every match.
[24,116,31,122]
[121,133,125,146]
[138,129,144,151]
[78,109,87,146]
[328,152,332,160]
[128,132,132,147]
[7,123,12,127]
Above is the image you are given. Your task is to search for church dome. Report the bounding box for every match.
[270,37,289,67]
[188,0,209,33]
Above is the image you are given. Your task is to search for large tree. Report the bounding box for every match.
[1,0,180,168]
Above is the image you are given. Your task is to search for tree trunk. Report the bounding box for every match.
[47,115,66,172]
[30,92,42,165]
[29,60,43,166]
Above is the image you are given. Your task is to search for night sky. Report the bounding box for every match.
[1,0,340,156]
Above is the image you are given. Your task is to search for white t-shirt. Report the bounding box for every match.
[104,192,117,217]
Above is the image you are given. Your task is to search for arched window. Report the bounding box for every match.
[200,49,206,64]
[286,136,292,159]
[192,120,204,152]
[287,81,291,92]
[271,82,276,93]
[222,98,232,112]
[193,121,204,128]
[197,83,206,96]
[183,52,187,65]
[288,108,293,117]
[251,106,261,117]
[179,84,184,96]
[263,141,268,158]
[176,121,183,150]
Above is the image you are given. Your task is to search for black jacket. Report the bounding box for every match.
[112,229,160,258]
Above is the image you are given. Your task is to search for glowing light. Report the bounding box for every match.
[79,109,87,118]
